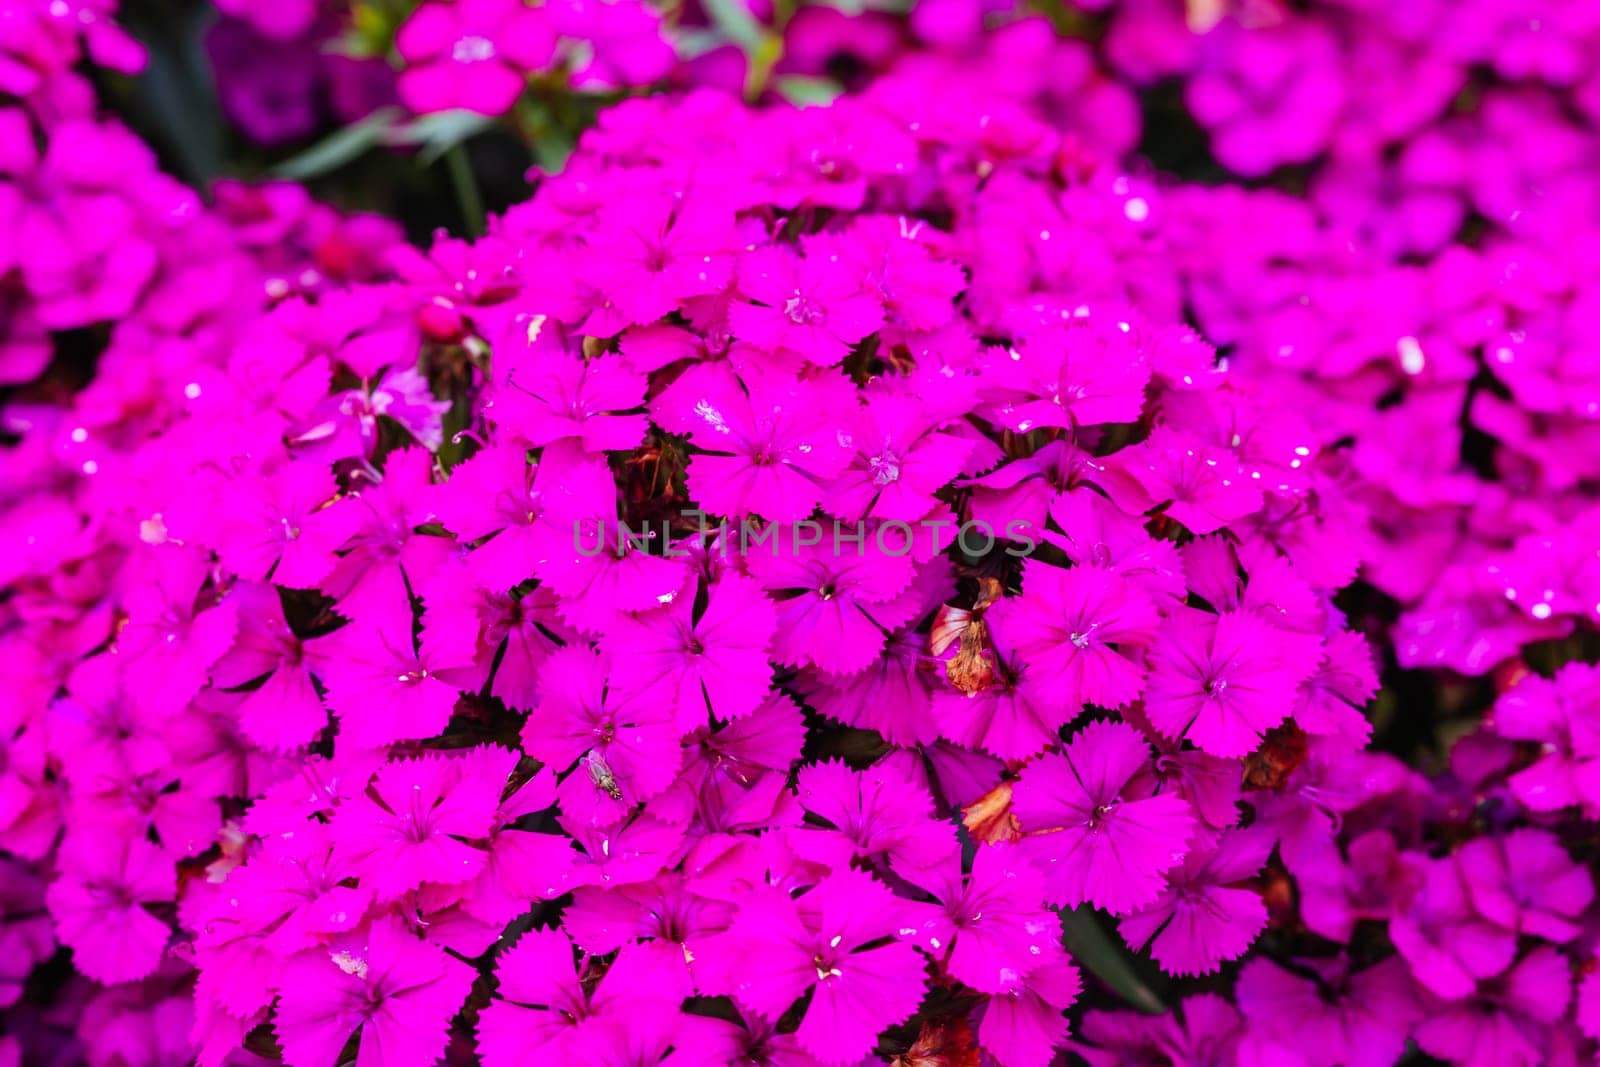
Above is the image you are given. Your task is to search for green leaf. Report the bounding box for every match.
[443,143,486,239]
[389,109,498,166]
[701,0,767,51]
[673,28,730,59]
[529,133,576,177]
[744,34,785,101]
[270,107,402,180]
[1058,906,1166,1014]
[806,0,913,13]
[123,6,225,186]
[774,75,844,108]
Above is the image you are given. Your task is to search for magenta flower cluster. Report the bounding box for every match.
[392,0,675,112]
[4,1,1600,1066]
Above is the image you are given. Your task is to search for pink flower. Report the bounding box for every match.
[1297,830,1422,944]
[1077,992,1282,1066]
[547,0,677,89]
[1118,827,1270,976]
[746,539,922,675]
[431,443,602,591]
[703,868,928,1065]
[1491,663,1600,815]
[306,614,465,751]
[213,0,318,40]
[577,191,740,328]
[521,645,683,811]
[487,346,648,452]
[1043,488,1187,606]
[215,459,350,588]
[1187,17,1347,177]
[477,930,680,1067]
[560,813,684,888]
[652,362,857,522]
[211,582,327,752]
[987,560,1160,717]
[1143,609,1317,758]
[290,369,451,461]
[1235,955,1421,1067]
[45,834,174,985]
[1413,947,1572,1067]
[820,393,974,523]
[728,246,884,370]
[977,955,1082,1067]
[964,438,1093,544]
[418,567,574,710]
[799,627,942,746]
[1125,704,1243,838]
[562,872,734,994]
[907,844,1061,993]
[526,471,691,635]
[1456,829,1594,943]
[933,639,1065,761]
[274,918,475,1067]
[1579,968,1600,1043]
[335,749,505,900]
[316,448,451,622]
[1390,856,1519,1000]
[396,0,557,116]
[1110,426,1264,535]
[651,691,806,834]
[196,822,370,960]
[115,545,238,717]
[3,718,63,859]
[1292,629,1380,750]
[456,764,577,922]
[599,575,776,734]
[793,759,958,885]
[803,218,965,334]
[1011,718,1195,913]
[983,308,1152,431]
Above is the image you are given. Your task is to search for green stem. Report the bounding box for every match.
[445,143,486,239]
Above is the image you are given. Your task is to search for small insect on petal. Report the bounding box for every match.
[581,750,623,801]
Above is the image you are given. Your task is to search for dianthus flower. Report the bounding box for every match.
[701,868,928,1064]
[5,23,1545,1064]
[1143,608,1318,758]
[273,918,475,1067]
[395,0,557,116]
[45,835,174,986]
[652,362,857,521]
[599,574,776,733]
[986,560,1159,719]
[521,644,682,813]
[1012,719,1196,913]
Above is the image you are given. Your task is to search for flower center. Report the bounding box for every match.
[812,937,844,980]
[1068,622,1100,649]
[868,449,901,486]
[330,950,371,981]
[784,293,825,325]
[451,36,497,64]
[1087,800,1119,830]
